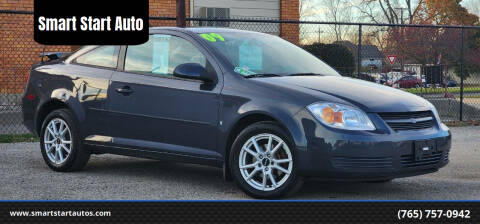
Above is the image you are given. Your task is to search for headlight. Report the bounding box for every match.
[426,101,440,119]
[307,102,375,130]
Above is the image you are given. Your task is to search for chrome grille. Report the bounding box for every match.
[378,111,435,131]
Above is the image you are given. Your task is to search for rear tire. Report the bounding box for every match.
[230,121,302,199]
[40,109,90,172]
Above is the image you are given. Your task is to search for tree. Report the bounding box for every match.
[322,0,354,41]
[300,0,321,20]
[424,0,479,25]
[357,0,425,24]
[382,0,480,78]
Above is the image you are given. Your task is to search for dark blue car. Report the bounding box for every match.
[22,28,451,198]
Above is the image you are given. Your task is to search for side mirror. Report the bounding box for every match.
[173,63,216,83]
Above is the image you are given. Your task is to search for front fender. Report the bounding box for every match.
[220,99,308,157]
[240,106,307,151]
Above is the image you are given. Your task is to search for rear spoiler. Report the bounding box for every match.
[39,52,71,63]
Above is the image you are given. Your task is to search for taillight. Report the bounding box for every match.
[26,94,35,100]
[25,73,30,83]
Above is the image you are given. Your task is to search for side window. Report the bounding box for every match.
[75,46,119,68]
[124,34,208,77]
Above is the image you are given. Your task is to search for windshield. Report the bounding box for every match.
[198,31,341,77]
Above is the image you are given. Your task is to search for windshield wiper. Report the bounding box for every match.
[244,73,282,78]
[286,73,324,76]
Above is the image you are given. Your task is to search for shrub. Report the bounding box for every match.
[303,43,355,76]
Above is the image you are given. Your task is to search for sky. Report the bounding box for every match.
[302,0,480,22]
[461,0,480,17]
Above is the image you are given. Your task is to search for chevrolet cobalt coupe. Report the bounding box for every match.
[22,28,451,198]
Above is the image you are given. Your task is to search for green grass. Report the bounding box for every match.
[404,87,480,94]
[464,95,480,98]
[0,134,39,143]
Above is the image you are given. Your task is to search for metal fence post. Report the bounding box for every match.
[357,24,362,79]
[460,28,465,121]
[176,0,186,27]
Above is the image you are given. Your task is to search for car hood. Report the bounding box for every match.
[255,76,431,112]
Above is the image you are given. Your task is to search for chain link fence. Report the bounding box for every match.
[181,17,480,122]
[1,11,480,136]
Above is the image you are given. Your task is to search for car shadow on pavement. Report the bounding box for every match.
[75,155,478,200]
[84,155,225,183]
[79,155,244,198]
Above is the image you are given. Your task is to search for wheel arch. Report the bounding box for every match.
[222,110,306,181]
[35,92,84,136]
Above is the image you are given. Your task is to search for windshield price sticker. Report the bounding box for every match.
[200,33,225,42]
[234,67,257,76]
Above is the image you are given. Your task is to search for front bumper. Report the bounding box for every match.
[294,110,451,180]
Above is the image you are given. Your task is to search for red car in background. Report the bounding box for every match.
[392,76,422,88]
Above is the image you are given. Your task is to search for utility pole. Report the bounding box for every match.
[357,25,362,79]
[176,0,186,27]
[318,28,324,43]
[395,7,407,72]
[460,28,465,121]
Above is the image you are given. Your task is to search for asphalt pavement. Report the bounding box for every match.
[0,126,479,200]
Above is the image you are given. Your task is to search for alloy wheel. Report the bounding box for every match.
[238,133,293,191]
[43,118,72,164]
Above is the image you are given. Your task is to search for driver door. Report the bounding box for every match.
[106,33,223,160]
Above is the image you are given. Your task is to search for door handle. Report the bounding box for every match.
[115,86,133,95]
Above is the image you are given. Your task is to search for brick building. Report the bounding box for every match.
[0,0,299,94]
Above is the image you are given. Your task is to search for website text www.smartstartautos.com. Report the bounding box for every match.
[9,210,111,217]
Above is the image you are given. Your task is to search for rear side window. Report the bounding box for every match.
[124,34,207,77]
[75,46,119,68]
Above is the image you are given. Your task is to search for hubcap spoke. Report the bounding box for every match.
[240,162,258,169]
[268,172,277,188]
[59,122,65,135]
[47,127,56,137]
[266,135,272,153]
[262,171,267,190]
[58,147,64,161]
[270,141,284,154]
[273,165,290,174]
[61,144,71,154]
[51,121,58,135]
[251,138,263,154]
[243,147,258,158]
[273,158,291,164]
[246,168,259,180]
[54,148,60,162]
[46,144,55,153]
[61,129,68,136]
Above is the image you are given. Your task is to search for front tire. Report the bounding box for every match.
[40,109,90,172]
[230,122,302,199]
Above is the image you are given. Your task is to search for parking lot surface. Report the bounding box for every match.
[0,126,479,200]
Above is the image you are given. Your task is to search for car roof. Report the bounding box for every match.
[149,27,262,35]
